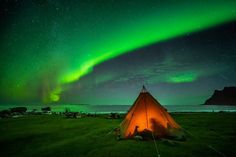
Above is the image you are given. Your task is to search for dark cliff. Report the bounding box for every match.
[204,87,236,105]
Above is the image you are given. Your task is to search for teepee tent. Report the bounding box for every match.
[120,86,183,139]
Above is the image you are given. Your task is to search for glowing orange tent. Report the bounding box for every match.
[120,86,183,139]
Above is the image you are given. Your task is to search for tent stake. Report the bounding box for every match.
[152,132,161,157]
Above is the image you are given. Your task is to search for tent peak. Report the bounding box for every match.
[141,85,148,93]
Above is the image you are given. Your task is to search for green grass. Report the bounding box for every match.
[0,113,236,157]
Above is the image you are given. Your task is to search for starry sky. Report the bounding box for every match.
[0,0,236,105]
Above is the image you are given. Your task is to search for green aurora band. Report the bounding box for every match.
[60,2,236,84]
[1,0,236,102]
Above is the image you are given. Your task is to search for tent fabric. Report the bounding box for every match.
[120,86,182,138]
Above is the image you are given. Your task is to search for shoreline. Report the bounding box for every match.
[1,104,236,114]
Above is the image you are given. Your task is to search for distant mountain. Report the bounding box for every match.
[204,87,236,105]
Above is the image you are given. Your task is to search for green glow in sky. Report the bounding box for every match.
[1,0,236,103]
[59,1,236,85]
[167,72,198,83]
[50,87,62,102]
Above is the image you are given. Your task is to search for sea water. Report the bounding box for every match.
[1,104,236,113]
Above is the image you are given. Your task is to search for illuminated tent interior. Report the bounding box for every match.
[120,86,183,139]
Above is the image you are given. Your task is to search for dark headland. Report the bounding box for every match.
[204,87,236,105]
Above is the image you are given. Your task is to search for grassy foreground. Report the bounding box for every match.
[0,113,236,157]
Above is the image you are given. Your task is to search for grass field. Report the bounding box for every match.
[0,113,236,157]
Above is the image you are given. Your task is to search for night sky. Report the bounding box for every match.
[1,0,236,105]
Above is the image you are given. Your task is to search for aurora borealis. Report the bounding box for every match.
[1,0,236,105]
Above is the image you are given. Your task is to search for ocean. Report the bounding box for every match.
[1,104,236,113]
